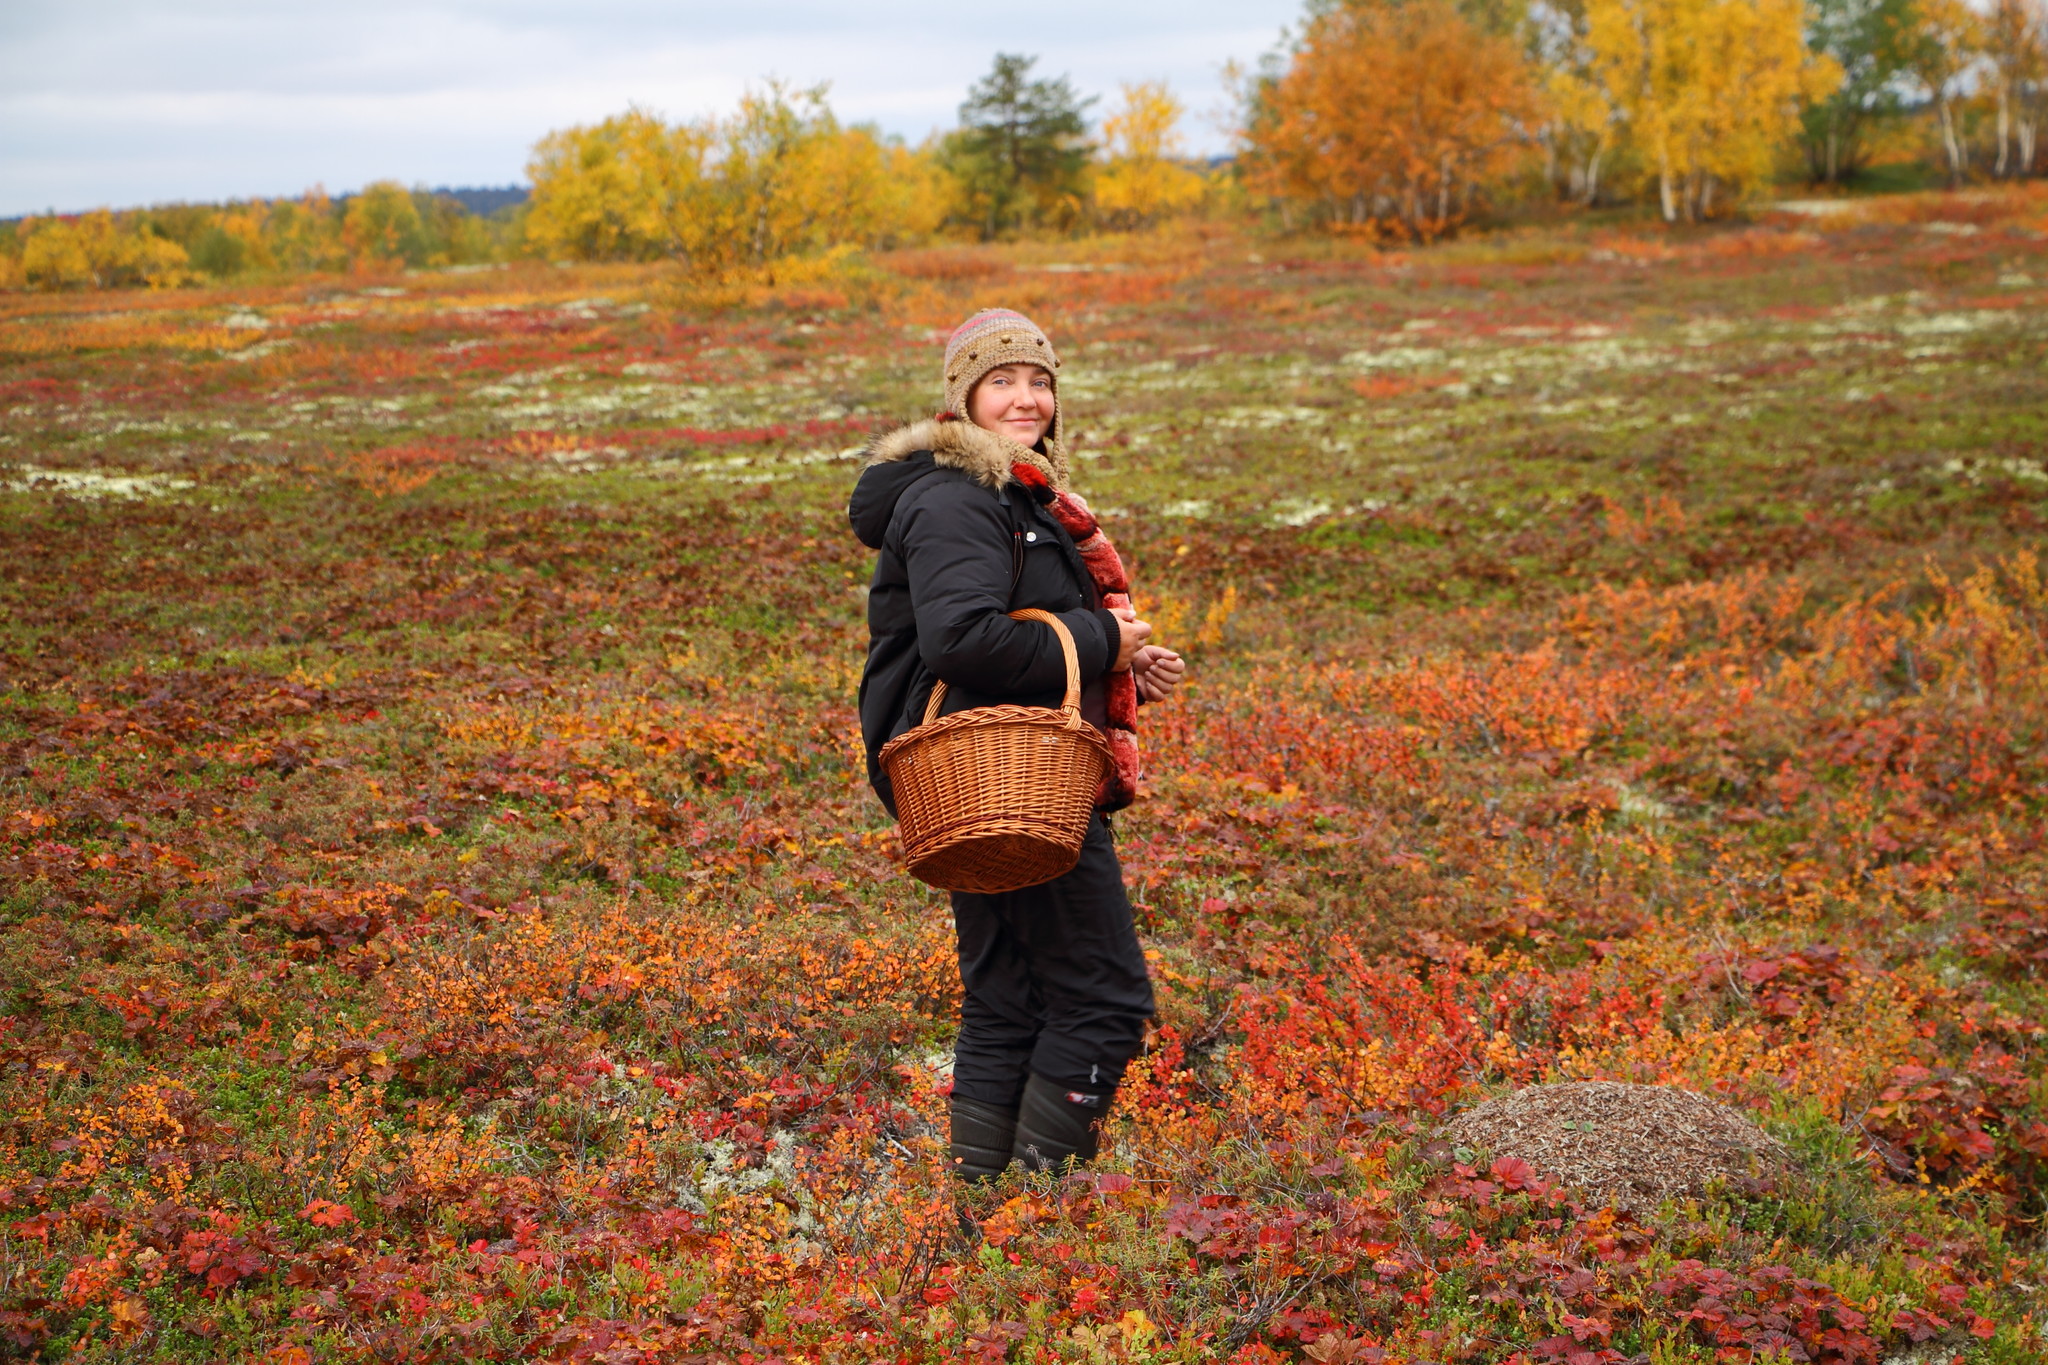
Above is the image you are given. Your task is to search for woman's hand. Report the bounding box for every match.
[1110,605,1154,671]
[1130,645,1185,702]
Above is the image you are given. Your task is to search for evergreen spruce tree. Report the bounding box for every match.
[944,54,1095,237]
[1800,0,1917,183]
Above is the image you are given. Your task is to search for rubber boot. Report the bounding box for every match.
[1012,1073,1112,1173]
[949,1095,1019,1184]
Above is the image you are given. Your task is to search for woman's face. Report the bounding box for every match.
[968,364,1055,446]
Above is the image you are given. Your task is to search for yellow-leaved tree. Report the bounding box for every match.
[1587,0,1840,220]
[1538,0,1625,205]
[259,190,350,274]
[524,109,708,263]
[342,181,428,270]
[1547,62,1623,205]
[524,85,947,281]
[17,211,192,290]
[1095,81,1207,227]
[693,85,947,275]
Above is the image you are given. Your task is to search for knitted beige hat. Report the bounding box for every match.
[942,308,1063,447]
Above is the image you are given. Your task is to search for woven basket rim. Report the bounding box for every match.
[878,701,1111,769]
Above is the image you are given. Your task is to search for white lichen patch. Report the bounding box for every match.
[223,340,293,364]
[5,466,196,499]
[1894,310,2006,337]
[1344,345,1449,371]
[1214,405,1330,429]
[541,444,632,472]
[1616,785,1673,825]
[1269,498,1334,527]
[1943,456,2048,485]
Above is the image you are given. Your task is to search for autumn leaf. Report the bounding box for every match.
[299,1199,356,1229]
[108,1296,149,1336]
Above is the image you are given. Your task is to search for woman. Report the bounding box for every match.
[848,308,1185,1180]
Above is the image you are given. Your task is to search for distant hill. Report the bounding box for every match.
[2,184,531,227]
[424,186,529,217]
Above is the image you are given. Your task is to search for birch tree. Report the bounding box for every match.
[1586,0,1840,219]
[1903,0,1984,186]
[1095,82,1207,227]
[1985,0,2046,176]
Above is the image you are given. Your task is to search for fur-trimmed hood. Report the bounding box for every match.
[865,417,1071,493]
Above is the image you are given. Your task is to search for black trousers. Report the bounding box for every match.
[948,814,1156,1108]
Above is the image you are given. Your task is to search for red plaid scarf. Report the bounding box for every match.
[1008,461,1141,810]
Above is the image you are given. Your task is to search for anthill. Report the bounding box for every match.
[1441,1081,1788,1214]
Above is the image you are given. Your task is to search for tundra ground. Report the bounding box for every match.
[3,201,2047,1362]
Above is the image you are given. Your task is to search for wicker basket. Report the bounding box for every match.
[879,608,1112,894]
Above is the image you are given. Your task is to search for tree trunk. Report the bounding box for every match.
[1840,112,1864,181]
[1996,86,2010,177]
[1938,98,1967,186]
[1659,156,1678,223]
[1583,146,1604,206]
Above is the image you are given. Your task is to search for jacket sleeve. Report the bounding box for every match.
[896,479,1111,695]
[1095,608,1124,675]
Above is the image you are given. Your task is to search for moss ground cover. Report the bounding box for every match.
[3,202,2048,1362]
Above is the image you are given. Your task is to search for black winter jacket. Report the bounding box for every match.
[849,418,1120,813]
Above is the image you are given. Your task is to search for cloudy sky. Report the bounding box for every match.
[0,0,1303,217]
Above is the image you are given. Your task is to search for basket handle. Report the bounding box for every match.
[921,608,1084,726]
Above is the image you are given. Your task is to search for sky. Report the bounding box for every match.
[0,0,1303,218]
